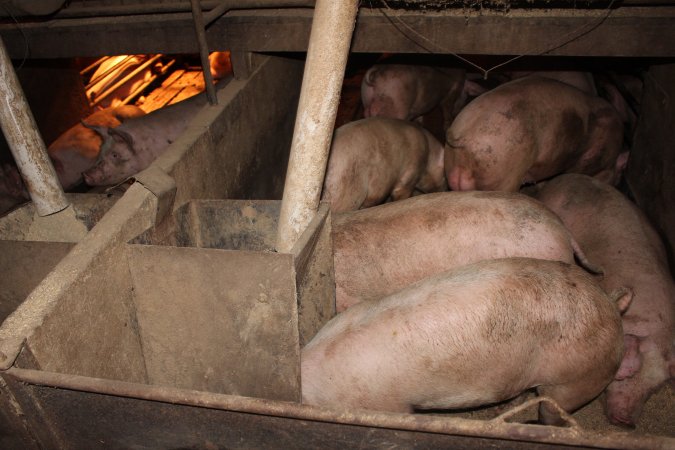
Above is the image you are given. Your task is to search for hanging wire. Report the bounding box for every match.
[373,0,618,79]
[0,5,31,71]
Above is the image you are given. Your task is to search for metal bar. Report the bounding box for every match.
[203,0,315,26]
[84,55,136,90]
[0,37,68,216]
[79,55,111,77]
[90,54,163,107]
[275,0,359,253]
[6,367,671,450]
[44,0,315,20]
[190,0,217,105]
[119,59,176,107]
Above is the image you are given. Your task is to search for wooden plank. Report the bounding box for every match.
[0,7,674,58]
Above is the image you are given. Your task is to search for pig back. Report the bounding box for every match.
[302,257,625,413]
[333,191,584,311]
[446,76,623,191]
[322,117,440,212]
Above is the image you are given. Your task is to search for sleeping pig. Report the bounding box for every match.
[82,76,232,187]
[321,117,446,213]
[445,75,626,191]
[333,191,599,312]
[302,257,631,424]
[524,173,674,427]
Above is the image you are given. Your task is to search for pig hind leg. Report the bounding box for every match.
[537,379,607,426]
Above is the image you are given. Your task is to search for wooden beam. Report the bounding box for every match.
[0,7,673,58]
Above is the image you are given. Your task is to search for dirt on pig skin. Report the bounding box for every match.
[302,258,628,425]
[445,75,625,192]
[332,191,600,312]
[321,117,446,213]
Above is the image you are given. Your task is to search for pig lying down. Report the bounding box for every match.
[302,257,631,424]
[332,191,599,312]
[47,105,146,190]
[82,76,232,187]
[525,174,674,427]
[445,75,626,191]
[321,117,446,213]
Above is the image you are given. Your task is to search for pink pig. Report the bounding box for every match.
[303,257,631,424]
[445,76,627,191]
[526,173,674,427]
[321,117,446,212]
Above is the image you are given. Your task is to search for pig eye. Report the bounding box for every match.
[111,152,120,159]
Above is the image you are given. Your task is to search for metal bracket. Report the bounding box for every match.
[491,395,581,429]
[132,165,177,226]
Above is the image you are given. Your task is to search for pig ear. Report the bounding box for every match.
[363,66,378,86]
[609,286,633,314]
[615,334,642,380]
[108,127,135,148]
[463,79,489,98]
[80,121,115,159]
[80,120,110,138]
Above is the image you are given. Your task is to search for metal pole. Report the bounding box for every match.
[0,37,69,216]
[275,0,358,253]
[190,0,218,105]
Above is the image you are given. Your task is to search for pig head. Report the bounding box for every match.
[47,105,145,190]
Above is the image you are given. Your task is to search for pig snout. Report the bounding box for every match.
[82,168,101,186]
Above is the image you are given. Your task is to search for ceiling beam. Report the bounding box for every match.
[0,6,673,59]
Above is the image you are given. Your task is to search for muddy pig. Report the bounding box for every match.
[82,77,232,186]
[445,76,626,191]
[321,117,446,213]
[524,174,674,427]
[333,191,599,312]
[361,64,466,128]
[303,257,631,424]
[47,105,146,190]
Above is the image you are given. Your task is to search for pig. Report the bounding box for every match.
[507,70,597,96]
[524,174,674,427]
[595,73,642,140]
[333,191,599,312]
[82,76,232,187]
[302,257,631,424]
[321,117,446,213]
[445,75,626,192]
[361,64,466,128]
[208,51,232,80]
[47,105,146,190]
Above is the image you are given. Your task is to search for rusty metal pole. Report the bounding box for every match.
[275,0,359,253]
[190,0,218,105]
[0,37,69,216]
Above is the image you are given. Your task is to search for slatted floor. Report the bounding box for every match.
[138,68,207,113]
